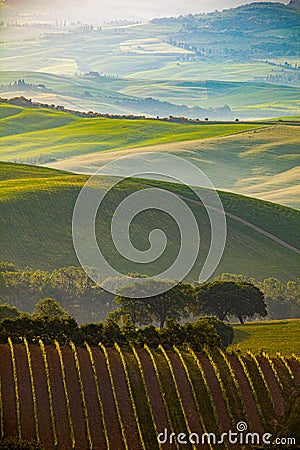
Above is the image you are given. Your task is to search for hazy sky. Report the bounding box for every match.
[3,0,289,23]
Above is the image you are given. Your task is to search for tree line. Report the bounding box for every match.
[0,297,233,350]
[0,262,299,325]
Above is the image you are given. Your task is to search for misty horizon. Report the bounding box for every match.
[2,0,290,24]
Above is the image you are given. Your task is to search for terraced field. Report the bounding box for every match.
[0,341,299,449]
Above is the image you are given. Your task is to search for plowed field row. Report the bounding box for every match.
[0,342,299,449]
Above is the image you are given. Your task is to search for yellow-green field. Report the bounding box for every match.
[0,103,262,161]
[229,319,300,355]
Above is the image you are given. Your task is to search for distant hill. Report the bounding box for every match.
[0,162,299,281]
[153,1,300,59]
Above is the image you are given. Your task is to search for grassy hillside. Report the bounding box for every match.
[0,162,299,281]
[0,103,262,162]
[229,320,300,355]
[1,103,299,208]
[46,123,300,209]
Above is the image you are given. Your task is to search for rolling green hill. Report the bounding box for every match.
[46,122,300,209]
[0,162,299,282]
[1,103,299,208]
[0,102,262,163]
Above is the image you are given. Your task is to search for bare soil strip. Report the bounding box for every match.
[198,355,233,429]
[257,357,285,417]
[13,344,36,442]
[46,345,73,449]
[107,348,142,450]
[0,344,18,439]
[60,347,89,449]
[77,347,106,450]
[30,345,54,449]
[92,347,124,450]
[167,351,209,449]
[228,355,265,436]
[138,349,174,450]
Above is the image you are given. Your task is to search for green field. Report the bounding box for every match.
[1,103,299,208]
[0,103,262,162]
[0,162,299,281]
[45,123,300,209]
[229,319,300,355]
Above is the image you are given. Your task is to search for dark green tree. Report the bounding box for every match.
[194,281,267,324]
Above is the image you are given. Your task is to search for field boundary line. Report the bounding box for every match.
[115,343,146,450]
[173,346,214,450]
[70,341,93,450]
[131,345,162,450]
[8,338,21,440]
[39,339,58,447]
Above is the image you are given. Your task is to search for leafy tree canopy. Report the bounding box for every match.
[114,280,195,328]
[194,280,267,324]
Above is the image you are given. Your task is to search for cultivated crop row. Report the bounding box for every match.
[0,341,299,449]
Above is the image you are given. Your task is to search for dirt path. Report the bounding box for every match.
[138,349,174,450]
[46,345,72,449]
[30,345,54,450]
[228,355,265,436]
[13,344,35,442]
[257,357,285,418]
[77,347,106,450]
[0,344,18,440]
[167,351,209,449]
[107,348,142,450]
[60,346,89,449]
[92,347,124,450]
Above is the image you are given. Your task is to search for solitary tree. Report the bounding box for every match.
[194,281,267,324]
